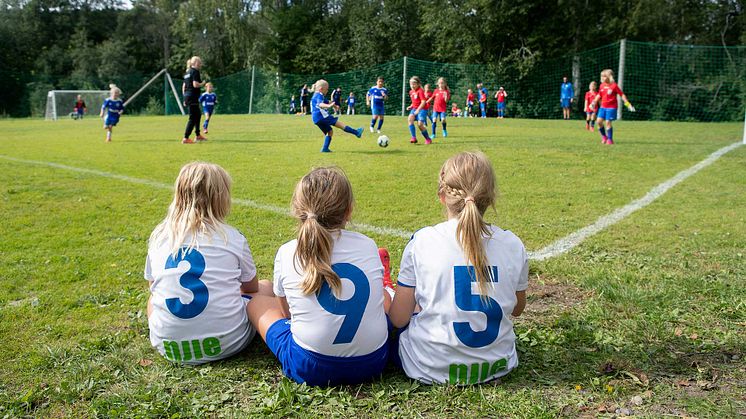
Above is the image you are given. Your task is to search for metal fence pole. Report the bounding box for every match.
[617,39,626,120]
[249,66,255,114]
[401,56,407,116]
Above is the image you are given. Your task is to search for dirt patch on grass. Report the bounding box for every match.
[522,277,593,324]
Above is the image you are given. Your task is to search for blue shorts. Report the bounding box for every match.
[561,98,571,108]
[372,104,385,116]
[409,108,428,123]
[314,115,339,135]
[432,111,447,120]
[76,109,84,116]
[467,101,473,107]
[203,106,214,115]
[497,102,506,110]
[104,116,119,127]
[266,319,388,387]
[597,107,617,121]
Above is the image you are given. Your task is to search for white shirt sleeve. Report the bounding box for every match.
[272,250,285,297]
[144,252,154,282]
[397,238,417,288]
[516,244,529,292]
[238,237,257,283]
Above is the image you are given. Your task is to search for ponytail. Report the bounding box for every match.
[291,167,354,297]
[456,198,494,296]
[295,215,341,295]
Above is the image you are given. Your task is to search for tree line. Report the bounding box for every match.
[1,0,743,116]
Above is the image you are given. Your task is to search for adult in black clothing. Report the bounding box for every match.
[300,84,309,115]
[182,56,207,144]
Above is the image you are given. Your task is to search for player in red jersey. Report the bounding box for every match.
[406,76,433,144]
[431,77,451,138]
[494,87,507,119]
[591,69,634,145]
[465,89,475,117]
[424,84,435,125]
[583,81,598,131]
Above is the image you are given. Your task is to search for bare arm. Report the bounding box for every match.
[278,296,291,319]
[512,290,526,317]
[389,285,416,328]
[240,275,258,294]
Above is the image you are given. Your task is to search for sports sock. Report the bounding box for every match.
[106,131,112,141]
[599,126,606,138]
[432,121,437,135]
[442,121,447,131]
[421,129,431,140]
[321,135,331,151]
[591,120,595,128]
[377,119,383,130]
[408,124,417,138]
[607,127,613,140]
[343,126,356,135]
[371,118,376,128]
[203,119,209,129]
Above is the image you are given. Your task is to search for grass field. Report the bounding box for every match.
[1,114,744,417]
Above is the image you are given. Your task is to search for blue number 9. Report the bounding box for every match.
[317,263,370,344]
[453,265,502,348]
[164,248,208,319]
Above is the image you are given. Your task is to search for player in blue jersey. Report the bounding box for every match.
[332,87,342,116]
[560,76,574,120]
[346,92,356,115]
[199,82,217,134]
[366,77,388,133]
[289,95,297,114]
[310,79,363,152]
[99,84,124,143]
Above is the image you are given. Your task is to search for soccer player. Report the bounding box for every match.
[494,87,507,119]
[431,77,450,138]
[246,167,390,387]
[145,162,272,365]
[406,76,433,144]
[73,95,86,120]
[366,77,388,133]
[310,79,363,152]
[465,88,475,117]
[583,81,598,131]
[332,87,342,115]
[100,84,124,143]
[182,56,207,144]
[477,83,488,118]
[289,95,297,114]
[346,92,356,115]
[560,76,574,120]
[388,151,528,384]
[199,82,217,134]
[591,69,634,145]
[424,84,435,124]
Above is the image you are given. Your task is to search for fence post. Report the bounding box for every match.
[401,56,407,116]
[164,75,169,115]
[617,39,626,120]
[249,65,255,115]
[743,108,746,144]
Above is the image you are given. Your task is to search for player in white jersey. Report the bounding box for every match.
[247,167,389,387]
[145,162,273,365]
[388,151,528,384]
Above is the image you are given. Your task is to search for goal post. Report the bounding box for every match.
[45,90,110,121]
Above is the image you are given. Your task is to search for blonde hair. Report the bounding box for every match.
[109,84,121,97]
[601,69,615,83]
[439,151,497,296]
[205,82,214,89]
[589,81,597,90]
[291,167,354,296]
[437,77,449,90]
[314,79,328,91]
[409,76,421,88]
[149,162,232,256]
[185,59,192,71]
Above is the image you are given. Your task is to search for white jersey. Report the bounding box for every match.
[397,219,529,384]
[145,224,257,365]
[273,230,388,357]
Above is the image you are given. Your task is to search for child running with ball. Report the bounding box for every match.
[407,76,433,144]
[311,79,363,152]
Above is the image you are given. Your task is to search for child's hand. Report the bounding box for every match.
[625,101,636,112]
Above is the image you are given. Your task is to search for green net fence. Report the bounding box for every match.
[161,40,745,122]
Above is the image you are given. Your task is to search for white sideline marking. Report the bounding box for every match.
[1,142,741,259]
[529,141,743,260]
[0,155,411,239]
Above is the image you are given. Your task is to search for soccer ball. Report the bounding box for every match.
[377,135,389,148]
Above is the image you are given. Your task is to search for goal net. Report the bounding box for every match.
[45,90,110,121]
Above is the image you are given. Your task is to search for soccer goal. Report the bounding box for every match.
[45,90,110,121]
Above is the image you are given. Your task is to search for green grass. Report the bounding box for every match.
[1,114,744,417]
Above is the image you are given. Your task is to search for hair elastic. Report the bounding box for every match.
[464,197,475,203]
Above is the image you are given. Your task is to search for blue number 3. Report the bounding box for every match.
[453,265,502,348]
[164,248,208,319]
[317,263,370,344]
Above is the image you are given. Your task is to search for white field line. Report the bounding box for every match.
[1,142,741,260]
[529,141,743,260]
[0,155,411,239]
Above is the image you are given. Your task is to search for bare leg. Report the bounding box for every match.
[246,295,286,341]
[147,295,153,318]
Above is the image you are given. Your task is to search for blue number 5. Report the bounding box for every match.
[453,265,502,348]
[164,248,208,319]
[317,263,370,344]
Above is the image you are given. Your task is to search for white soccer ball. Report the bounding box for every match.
[377,135,390,148]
